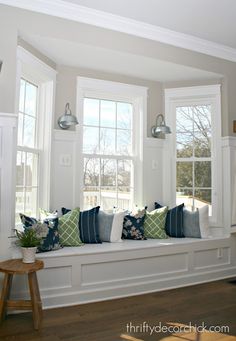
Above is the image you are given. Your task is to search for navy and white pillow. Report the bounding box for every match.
[183,205,210,238]
[79,206,101,243]
[122,209,146,240]
[98,210,126,242]
[155,202,184,238]
[19,213,61,252]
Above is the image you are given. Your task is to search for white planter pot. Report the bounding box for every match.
[21,247,37,263]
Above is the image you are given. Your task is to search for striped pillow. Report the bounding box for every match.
[79,206,101,243]
[155,202,185,238]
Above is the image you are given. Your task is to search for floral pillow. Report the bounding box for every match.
[122,208,146,240]
[20,213,61,252]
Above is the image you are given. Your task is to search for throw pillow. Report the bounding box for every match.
[19,213,61,252]
[183,208,201,238]
[79,206,101,243]
[155,202,185,238]
[58,208,83,246]
[198,205,210,238]
[98,211,126,242]
[144,207,168,239]
[61,207,71,215]
[183,206,210,238]
[122,208,146,240]
[39,208,58,221]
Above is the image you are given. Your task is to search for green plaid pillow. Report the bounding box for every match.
[58,207,83,246]
[144,206,169,239]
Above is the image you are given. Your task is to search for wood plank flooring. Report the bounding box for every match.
[0,278,236,341]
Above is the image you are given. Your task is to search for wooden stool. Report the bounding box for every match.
[0,259,44,330]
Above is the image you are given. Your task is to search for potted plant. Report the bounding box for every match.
[15,223,48,263]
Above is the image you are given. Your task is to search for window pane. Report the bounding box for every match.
[176,133,193,158]
[83,127,99,154]
[26,153,38,187]
[25,187,37,217]
[23,115,36,147]
[176,106,193,132]
[83,98,99,126]
[194,132,211,157]
[16,151,25,186]
[25,81,37,116]
[193,105,211,133]
[118,160,131,187]
[19,79,25,113]
[118,187,132,210]
[100,100,116,128]
[117,102,132,129]
[15,187,24,218]
[195,161,211,187]
[17,113,24,146]
[83,187,100,209]
[176,188,193,210]
[117,129,132,155]
[176,162,193,187]
[101,188,117,210]
[101,159,116,187]
[84,158,99,186]
[194,189,212,214]
[100,128,116,154]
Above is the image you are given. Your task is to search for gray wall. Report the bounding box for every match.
[55,65,163,136]
[0,5,236,136]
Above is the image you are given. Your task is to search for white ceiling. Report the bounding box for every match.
[64,0,236,49]
[21,33,221,82]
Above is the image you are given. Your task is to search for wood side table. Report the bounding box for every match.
[0,259,44,330]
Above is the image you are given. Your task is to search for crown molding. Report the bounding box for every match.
[1,0,236,63]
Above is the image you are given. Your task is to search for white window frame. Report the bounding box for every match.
[15,47,57,219]
[76,77,147,210]
[163,85,222,226]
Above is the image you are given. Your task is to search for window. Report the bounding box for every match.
[82,97,134,210]
[164,85,222,225]
[16,79,39,222]
[15,47,56,223]
[77,77,147,211]
[176,105,212,214]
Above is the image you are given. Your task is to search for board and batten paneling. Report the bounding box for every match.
[0,113,17,260]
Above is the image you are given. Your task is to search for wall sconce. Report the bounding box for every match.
[0,61,2,73]
[151,114,171,138]
[58,103,78,130]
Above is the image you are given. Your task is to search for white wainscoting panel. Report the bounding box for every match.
[9,237,236,309]
[0,113,17,261]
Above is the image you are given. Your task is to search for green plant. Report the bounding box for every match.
[15,229,42,248]
[14,221,48,248]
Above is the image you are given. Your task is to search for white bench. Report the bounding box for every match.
[11,237,236,309]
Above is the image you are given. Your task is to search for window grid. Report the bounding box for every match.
[83,97,134,210]
[176,105,212,213]
[16,78,39,222]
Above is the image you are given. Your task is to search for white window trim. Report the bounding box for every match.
[76,77,148,209]
[15,46,57,217]
[163,85,222,227]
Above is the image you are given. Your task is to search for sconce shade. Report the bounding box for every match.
[58,103,78,129]
[151,114,171,138]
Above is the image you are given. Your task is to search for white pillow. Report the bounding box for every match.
[198,205,211,238]
[98,211,126,242]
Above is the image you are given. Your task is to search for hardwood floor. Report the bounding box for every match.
[0,278,236,341]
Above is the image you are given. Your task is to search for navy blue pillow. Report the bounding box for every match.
[122,209,146,240]
[61,206,101,244]
[154,202,185,238]
[61,207,71,215]
[79,206,101,243]
[20,214,61,252]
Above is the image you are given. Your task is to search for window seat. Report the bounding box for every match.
[36,236,229,258]
[11,236,235,310]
